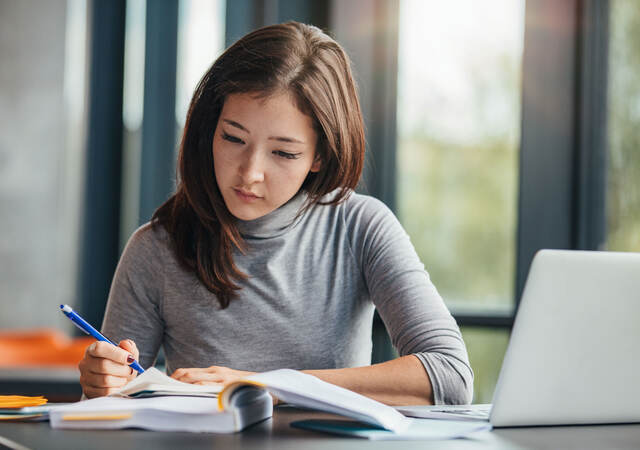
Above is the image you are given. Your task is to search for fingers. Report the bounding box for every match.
[80,376,130,399]
[80,353,133,377]
[78,340,139,398]
[82,386,121,399]
[171,366,254,385]
[80,373,130,389]
[172,369,225,385]
[79,367,131,399]
[194,380,223,386]
[117,340,141,381]
[86,341,133,365]
[170,367,206,380]
[118,339,140,361]
[171,367,211,382]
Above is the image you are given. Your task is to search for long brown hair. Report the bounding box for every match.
[152,22,365,308]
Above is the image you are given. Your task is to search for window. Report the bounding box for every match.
[396,0,525,402]
[606,0,640,252]
[120,0,226,244]
[121,0,147,248]
[175,0,226,129]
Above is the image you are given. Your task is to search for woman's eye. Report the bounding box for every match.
[274,151,299,160]
[222,132,244,144]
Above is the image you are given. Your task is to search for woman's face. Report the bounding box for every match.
[212,92,321,221]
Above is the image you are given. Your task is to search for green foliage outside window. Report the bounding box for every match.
[607,0,640,251]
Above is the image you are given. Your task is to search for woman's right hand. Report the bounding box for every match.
[78,339,140,398]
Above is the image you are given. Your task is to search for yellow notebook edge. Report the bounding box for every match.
[62,412,134,421]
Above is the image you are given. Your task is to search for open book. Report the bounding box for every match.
[49,367,410,433]
[50,368,488,438]
[110,367,222,398]
[220,369,411,432]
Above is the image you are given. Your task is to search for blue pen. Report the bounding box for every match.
[59,304,145,373]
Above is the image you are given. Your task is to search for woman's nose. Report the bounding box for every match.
[238,149,265,184]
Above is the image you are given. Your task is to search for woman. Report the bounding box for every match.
[79,22,473,406]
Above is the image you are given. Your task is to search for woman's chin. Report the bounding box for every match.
[228,204,272,221]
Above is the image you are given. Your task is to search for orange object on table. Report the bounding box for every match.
[0,328,93,367]
[0,395,48,408]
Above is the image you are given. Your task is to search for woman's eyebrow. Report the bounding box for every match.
[222,118,304,144]
[268,135,304,144]
[222,119,249,133]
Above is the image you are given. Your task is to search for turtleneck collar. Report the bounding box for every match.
[235,191,309,239]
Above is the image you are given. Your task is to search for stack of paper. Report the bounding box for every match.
[49,393,272,433]
[49,368,271,432]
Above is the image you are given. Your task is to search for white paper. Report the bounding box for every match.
[292,417,492,440]
[49,396,236,433]
[112,367,222,398]
[366,418,492,440]
[245,369,411,432]
[50,392,274,433]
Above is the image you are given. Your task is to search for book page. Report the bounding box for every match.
[224,369,411,432]
[112,367,222,398]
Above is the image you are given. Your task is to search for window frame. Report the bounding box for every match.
[516,0,609,304]
[78,0,127,327]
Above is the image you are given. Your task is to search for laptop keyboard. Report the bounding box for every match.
[430,407,490,419]
[395,404,491,421]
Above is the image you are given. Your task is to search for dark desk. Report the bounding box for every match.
[1,407,640,450]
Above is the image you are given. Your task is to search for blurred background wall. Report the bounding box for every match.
[0,0,82,332]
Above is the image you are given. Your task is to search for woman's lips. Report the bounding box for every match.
[233,188,262,202]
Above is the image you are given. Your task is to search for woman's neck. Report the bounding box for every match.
[235,190,308,239]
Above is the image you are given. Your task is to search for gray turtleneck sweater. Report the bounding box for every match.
[101,191,473,404]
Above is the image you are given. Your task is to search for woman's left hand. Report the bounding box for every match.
[170,366,256,385]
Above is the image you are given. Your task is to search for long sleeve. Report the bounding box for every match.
[345,195,474,404]
[100,224,166,369]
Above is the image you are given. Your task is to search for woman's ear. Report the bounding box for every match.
[310,155,322,173]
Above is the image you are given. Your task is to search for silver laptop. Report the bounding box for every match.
[397,249,640,427]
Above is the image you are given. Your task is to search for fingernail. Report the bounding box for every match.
[126,339,134,346]
[127,355,135,364]
[89,342,96,352]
